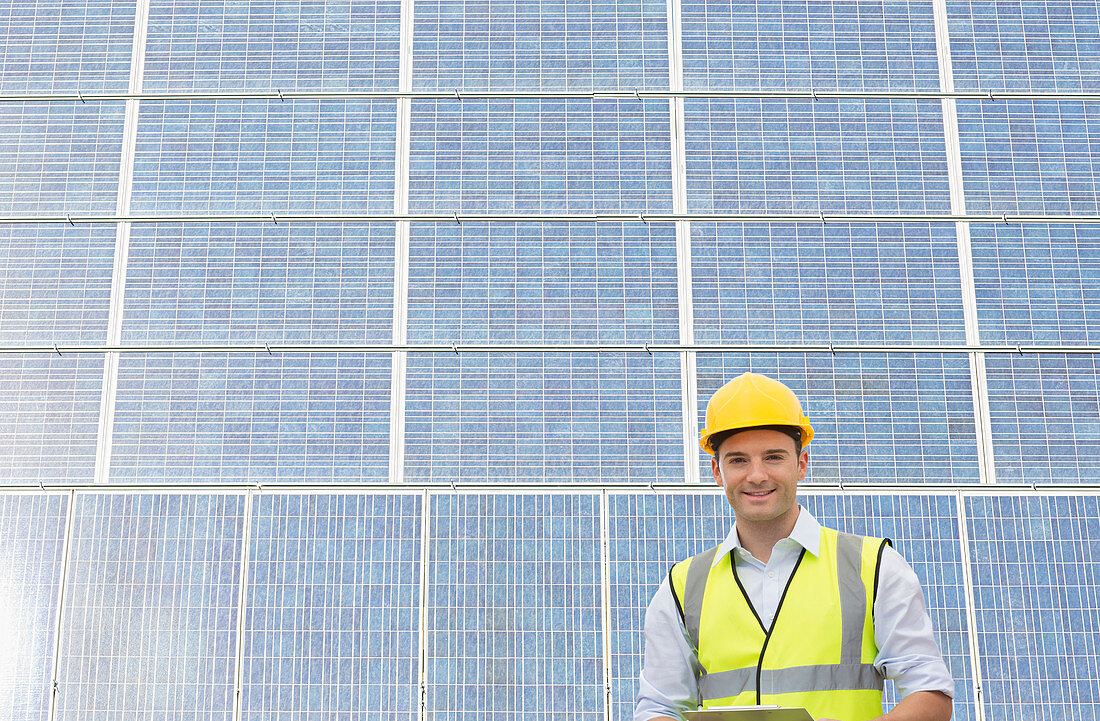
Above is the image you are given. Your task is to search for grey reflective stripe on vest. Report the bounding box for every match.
[835,531,866,666]
[702,663,885,700]
[683,545,719,652]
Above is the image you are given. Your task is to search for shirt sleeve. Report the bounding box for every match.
[872,544,957,699]
[634,575,703,721]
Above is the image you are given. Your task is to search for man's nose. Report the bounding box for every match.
[745,459,769,482]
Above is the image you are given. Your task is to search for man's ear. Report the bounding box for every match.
[797,448,809,481]
[711,455,723,486]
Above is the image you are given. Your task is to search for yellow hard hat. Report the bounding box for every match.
[700,372,814,455]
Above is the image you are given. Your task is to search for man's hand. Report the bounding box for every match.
[820,689,953,721]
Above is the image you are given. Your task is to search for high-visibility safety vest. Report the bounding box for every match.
[669,528,892,721]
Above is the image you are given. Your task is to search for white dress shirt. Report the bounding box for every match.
[635,507,955,720]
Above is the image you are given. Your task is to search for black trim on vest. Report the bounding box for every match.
[753,548,807,705]
[668,567,686,625]
[873,538,892,608]
[728,550,766,633]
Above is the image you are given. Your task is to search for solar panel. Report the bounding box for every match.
[0,355,102,484]
[408,99,674,213]
[696,353,980,485]
[130,100,397,215]
[425,493,604,719]
[0,493,67,721]
[143,0,401,91]
[681,0,941,91]
[111,354,392,483]
[0,103,124,215]
[0,225,114,345]
[966,494,1100,720]
[985,353,1100,484]
[242,493,420,719]
[957,99,1100,216]
[0,0,135,92]
[685,99,951,213]
[123,222,395,344]
[403,352,683,484]
[412,0,670,91]
[692,222,968,345]
[55,493,244,719]
[948,0,1100,91]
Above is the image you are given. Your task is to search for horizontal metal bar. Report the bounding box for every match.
[4,481,1100,495]
[4,89,1100,103]
[4,212,1100,226]
[3,342,1098,355]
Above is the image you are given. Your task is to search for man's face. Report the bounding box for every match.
[711,428,808,526]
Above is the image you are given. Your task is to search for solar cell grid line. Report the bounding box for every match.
[0,0,135,93]
[966,495,1100,720]
[0,493,68,721]
[141,0,401,92]
[972,224,1099,345]
[684,98,952,214]
[230,489,254,721]
[802,494,976,720]
[424,493,605,720]
[0,225,114,345]
[947,0,1100,92]
[680,0,942,92]
[407,98,674,214]
[984,353,1100,484]
[128,99,397,215]
[0,103,125,216]
[605,491,732,719]
[412,0,670,91]
[402,351,683,484]
[956,99,1100,216]
[0,355,102,485]
[953,489,986,721]
[695,353,981,485]
[110,353,392,483]
[120,223,396,344]
[239,493,421,720]
[54,492,245,720]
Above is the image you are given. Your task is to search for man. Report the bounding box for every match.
[636,372,954,721]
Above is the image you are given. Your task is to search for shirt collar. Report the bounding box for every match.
[712,505,823,567]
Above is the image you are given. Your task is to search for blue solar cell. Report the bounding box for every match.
[129,100,396,214]
[0,355,101,484]
[696,353,980,484]
[966,495,1100,719]
[0,103,124,215]
[143,0,400,91]
[957,100,1100,215]
[123,222,395,344]
[403,352,683,483]
[972,224,1099,345]
[242,494,420,720]
[55,493,244,720]
[681,0,940,91]
[948,0,1100,91]
[425,493,604,719]
[685,99,951,213]
[691,222,968,345]
[985,354,1100,484]
[408,99,674,213]
[606,492,732,720]
[0,493,68,721]
[413,0,669,90]
[407,222,680,344]
[111,354,392,483]
[0,225,114,345]
[804,493,976,720]
[0,0,135,92]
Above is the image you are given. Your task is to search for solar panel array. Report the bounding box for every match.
[1,0,1098,720]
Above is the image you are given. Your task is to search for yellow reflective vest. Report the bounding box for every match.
[669,528,892,721]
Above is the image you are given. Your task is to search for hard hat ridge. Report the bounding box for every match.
[700,372,815,455]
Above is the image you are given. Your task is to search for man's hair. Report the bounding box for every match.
[709,425,803,458]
